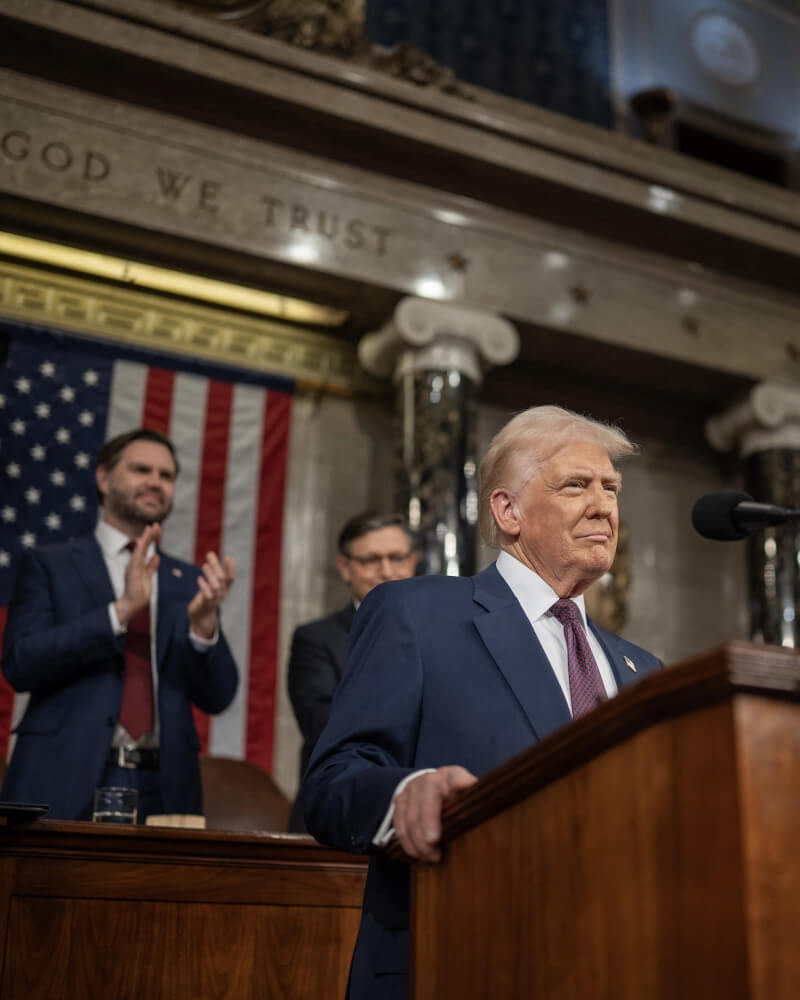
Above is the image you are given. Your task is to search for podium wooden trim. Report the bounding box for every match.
[0,822,367,999]
[401,641,800,1000]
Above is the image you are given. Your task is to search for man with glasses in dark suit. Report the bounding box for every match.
[287,511,417,831]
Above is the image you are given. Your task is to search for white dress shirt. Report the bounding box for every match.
[495,549,618,709]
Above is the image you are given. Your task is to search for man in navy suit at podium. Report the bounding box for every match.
[303,405,662,1000]
[1,427,238,821]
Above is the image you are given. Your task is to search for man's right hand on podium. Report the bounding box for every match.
[392,765,477,863]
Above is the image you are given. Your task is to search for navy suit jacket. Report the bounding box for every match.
[288,603,355,777]
[1,534,238,819]
[302,564,662,1000]
[287,603,355,832]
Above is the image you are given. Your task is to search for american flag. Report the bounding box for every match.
[0,321,292,772]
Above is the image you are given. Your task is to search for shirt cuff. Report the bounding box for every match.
[189,627,218,651]
[108,602,125,637]
[372,768,436,847]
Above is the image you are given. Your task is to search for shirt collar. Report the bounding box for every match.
[495,549,589,627]
[95,514,156,558]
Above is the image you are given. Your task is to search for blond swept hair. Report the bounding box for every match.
[478,405,637,548]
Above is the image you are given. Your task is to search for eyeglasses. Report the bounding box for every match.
[344,552,413,569]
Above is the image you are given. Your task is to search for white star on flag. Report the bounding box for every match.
[0,552,10,568]
[39,361,56,377]
[6,463,21,478]
[1,507,16,523]
[30,444,46,461]
[11,419,25,435]
[20,531,37,548]
[74,452,90,469]
[55,427,71,444]
[25,487,41,505]
[79,410,95,427]
[69,495,87,512]
[83,369,99,385]
[60,386,75,402]
[15,377,31,394]
[45,513,62,531]
[50,469,66,486]
[35,402,51,418]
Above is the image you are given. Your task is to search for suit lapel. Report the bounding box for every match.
[330,604,356,676]
[71,536,116,606]
[590,623,640,692]
[155,553,189,666]
[334,603,356,633]
[472,565,572,740]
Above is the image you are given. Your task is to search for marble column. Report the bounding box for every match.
[706,382,800,646]
[359,297,518,576]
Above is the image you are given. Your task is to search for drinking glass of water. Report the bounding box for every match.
[92,786,138,824]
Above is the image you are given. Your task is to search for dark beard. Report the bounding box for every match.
[106,484,172,527]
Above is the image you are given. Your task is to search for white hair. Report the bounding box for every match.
[478,405,637,548]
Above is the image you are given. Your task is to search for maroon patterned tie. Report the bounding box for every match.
[119,542,154,739]
[549,599,606,719]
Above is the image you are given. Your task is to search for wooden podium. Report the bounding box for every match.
[402,641,800,1000]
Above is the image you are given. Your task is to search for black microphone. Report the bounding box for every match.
[691,491,800,541]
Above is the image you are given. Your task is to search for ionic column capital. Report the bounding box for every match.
[706,381,800,456]
[358,297,519,385]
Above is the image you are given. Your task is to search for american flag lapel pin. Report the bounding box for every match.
[172,567,182,578]
[624,655,636,673]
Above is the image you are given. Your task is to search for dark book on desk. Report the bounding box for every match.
[0,802,49,823]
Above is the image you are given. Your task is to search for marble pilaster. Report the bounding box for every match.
[359,297,518,575]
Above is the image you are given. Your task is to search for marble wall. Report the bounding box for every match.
[272,389,749,800]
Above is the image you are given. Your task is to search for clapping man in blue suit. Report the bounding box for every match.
[302,405,662,1000]
[1,428,238,821]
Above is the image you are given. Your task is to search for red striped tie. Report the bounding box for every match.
[550,599,606,718]
[119,542,154,739]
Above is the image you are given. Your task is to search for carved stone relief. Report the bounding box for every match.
[172,0,472,96]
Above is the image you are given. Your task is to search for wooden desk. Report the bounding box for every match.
[0,820,366,999]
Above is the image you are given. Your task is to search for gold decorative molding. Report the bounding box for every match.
[0,232,348,329]
[0,260,359,393]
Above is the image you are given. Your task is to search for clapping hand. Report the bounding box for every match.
[187,552,236,640]
[115,524,161,627]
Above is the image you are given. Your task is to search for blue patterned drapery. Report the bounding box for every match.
[365,0,612,127]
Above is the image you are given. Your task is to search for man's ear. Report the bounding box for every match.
[95,465,109,504]
[335,553,352,586]
[489,488,521,539]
